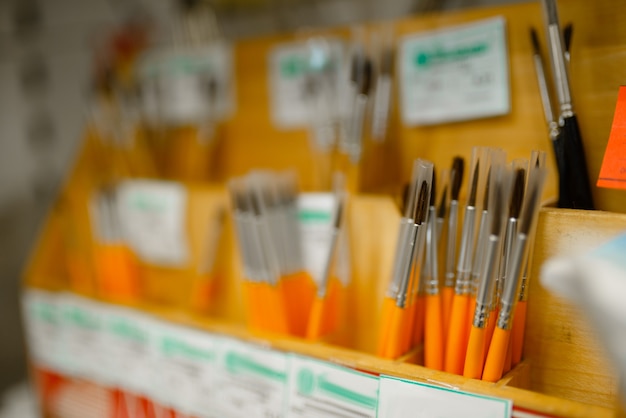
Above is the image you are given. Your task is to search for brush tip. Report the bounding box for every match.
[530,27,541,54]
[468,160,480,207]
[415,181,429,224]
[451,157,465,201]
[510,168,526,219]
[437,186,448,219]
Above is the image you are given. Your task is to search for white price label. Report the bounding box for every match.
[153,323,220,415]
[211,338,289,418]
[139,42,235,125]
[377,375,511,418]
[21,290,67,374]
[268,40,344,129]
[100,306,157,393]
[399,17,509,126]
[117,180,189,267]
[286,354,379,417]
[58,294,107,383]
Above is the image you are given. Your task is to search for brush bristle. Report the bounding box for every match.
[468,160,480,207]
[509,168,526,219]
[451,157,465,201]
[430,170,437,207]
[563,22,573,53]
[483,168,492,210]
[360,58,373,95]
[520,181,540,235]
[437,186,448,219]
[490,180,503,236]
[530,27,541,55]
[415,181,429,224]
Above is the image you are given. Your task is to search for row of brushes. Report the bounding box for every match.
[378,148,548,383]
[229,171,346,339]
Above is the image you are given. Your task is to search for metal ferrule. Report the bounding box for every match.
[348,94,368,163]
[499,233,529,329]
[435,217,444,244]
[497,302,514,330]
[518,249,531,302]
[455,205,477,295]
[233,212,254,280]
[371,75,392,142]
[472,302,490,328]
[248,216,269,283]
[425,208,440,296]
[396,223,419,308]
[388,218,414,298]
[548,120,560,142]
[546,24,573,112]
[267,208,288,275]
[445,200,459,287]
[287,204,304,271]
[476,235,501,316]
[411,222,429,297]
[470,210,490,295]
[532,53,555,126]
[318,229,339,298]
[498,218,518,300]
[254,217,281,285]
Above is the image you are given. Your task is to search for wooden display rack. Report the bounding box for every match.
[22,0,626,416]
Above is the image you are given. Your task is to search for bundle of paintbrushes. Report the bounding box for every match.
[530,0,593,209]
[229,171,347,339]
[377,148,548,382]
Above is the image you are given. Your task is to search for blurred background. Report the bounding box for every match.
[0,0,521,411]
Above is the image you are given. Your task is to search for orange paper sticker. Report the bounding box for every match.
[598,86,626,190]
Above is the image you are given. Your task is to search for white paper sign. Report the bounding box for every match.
[286,354,379,417]
[399,17,509,126]
[117,180,189,266]
[297,193,336,286]
[377,375,511,418]
[268,40,344,129]
[211,338,289,418]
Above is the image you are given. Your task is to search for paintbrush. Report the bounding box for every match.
[483,165,547,382]
[530,27,569,208]
[445,151,480,374]
[443,157,465,340]
[464,163,510,379]
[381,160,432,359]
[541,0,594,209]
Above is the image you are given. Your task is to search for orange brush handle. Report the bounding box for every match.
[244,281,263,331]
[412,295,426,347]
[282,271,316,337]
[467,296,477,325]
[94,244,140,303]
[503,330,513,374]
[377,297,395,357]
[383,305,406,359]
[404,299,416,353]
[442,286,454,338]
[482,327,511,382]
[306,296,325,340]
[266,283,289,335]
[444,294,470,375]
[511,300,528,366]
[463,325,487,379]
[424,294,443,370]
